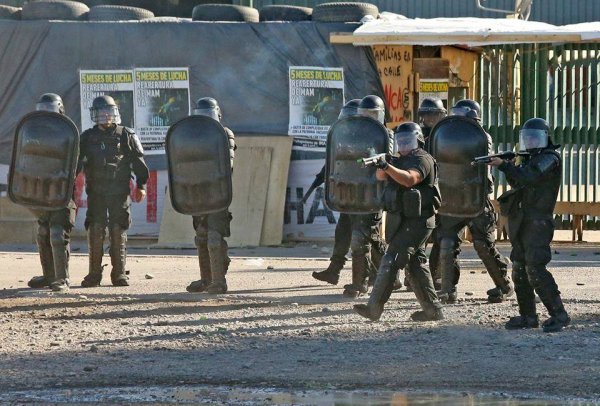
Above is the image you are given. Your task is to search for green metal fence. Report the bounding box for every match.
[480,43,600,229]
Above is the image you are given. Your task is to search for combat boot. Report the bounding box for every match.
[49,224,70,292]
[505,315,539,330]
[354,255,396,321]
[206,242,228,294]
[312,258,344,285]
[187,244,212,292]
[487,282,515,303]
[438,288,457,304]
[410,307,444,321]
[29,225,55,288]
[541,295,571,333]
[392,273,403,291]
[109,224,129,287]
[81,224,105,287]
[343,256,368,298]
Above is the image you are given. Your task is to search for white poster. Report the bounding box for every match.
[285,66,345,240]
[134,68,190,155]
[79,70,135,131]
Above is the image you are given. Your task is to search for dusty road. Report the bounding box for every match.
[1,240,599,403]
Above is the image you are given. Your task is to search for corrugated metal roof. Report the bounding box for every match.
[243,0,600,25]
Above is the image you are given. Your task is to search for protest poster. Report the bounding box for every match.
[134,68,190,154]
[285,66,344,240]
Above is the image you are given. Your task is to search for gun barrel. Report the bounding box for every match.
[357,153,386,168]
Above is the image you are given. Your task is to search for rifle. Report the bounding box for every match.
[357,153,387,168]
[471,151,529,166]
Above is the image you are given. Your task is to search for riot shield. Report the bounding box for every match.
[430,116,489,217]
[325,116,389,213]
[166,115,232,215]
[9,111,79,210]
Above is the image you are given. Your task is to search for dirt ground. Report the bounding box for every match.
[1,240,599,403]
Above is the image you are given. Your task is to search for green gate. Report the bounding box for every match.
[480,44,600,230]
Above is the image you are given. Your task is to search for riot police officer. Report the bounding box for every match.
[186,97,236,294]
[79,95,148,287]
[488,118,570,332]
[417,97,447,290]
[310,99,386,287]
[26,93,77,292]
[436,99,513,304]
[354,122,443,321]
[336,95,392,298]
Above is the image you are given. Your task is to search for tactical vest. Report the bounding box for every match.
[520,149,561,219]
[382,149,440,217]
[82,125,134,195]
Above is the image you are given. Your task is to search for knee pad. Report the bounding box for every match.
[380,253,396,270]
[37,223,50,241]
[207,230,223,250]
[525,266,544,288]
[439,237,456,260]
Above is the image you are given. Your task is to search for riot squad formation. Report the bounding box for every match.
[7,92,570,333]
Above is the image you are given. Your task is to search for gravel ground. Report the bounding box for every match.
[1,241,599,403]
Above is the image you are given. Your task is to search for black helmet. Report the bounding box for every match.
[90,95,121,125]
[418,97,446,128]
[338,98,361,119]
[358,95,385,124]
[36,93,64,115]
[193,97,221,121]
[519,118,550,151]
[451,99,481,121]
[394,121,424,155]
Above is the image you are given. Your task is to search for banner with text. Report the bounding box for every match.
[285,66,344,240]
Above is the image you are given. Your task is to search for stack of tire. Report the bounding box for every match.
[190,2,378,23]
[10,0,155,21]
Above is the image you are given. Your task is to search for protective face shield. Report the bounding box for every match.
[193,97,221,122]
[192,108,220,121]
[338,98,360,119]
[395,131,419,156]
[90,96,121,125]
[36,93,64,114]
[450,99,481,121]
[357,107,385,124]
[418,111,445,129]
[519,128,548,151]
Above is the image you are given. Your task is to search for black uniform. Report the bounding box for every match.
[437,132,512,303]
[355,149,443,321]
[498,145,569,331]
[79,124,149,286]
[188,127,236,294]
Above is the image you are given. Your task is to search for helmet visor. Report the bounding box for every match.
[418,111,444,128]
[519,129,548,151]
[357,108,385,124]
[193,108,220,122]
[36,101,62,114]
[338,106,357,120]
[450,106,471,117]
[91,106,121,125]
[395,131,419,155]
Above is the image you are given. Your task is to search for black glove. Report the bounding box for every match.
[375,155,389,170]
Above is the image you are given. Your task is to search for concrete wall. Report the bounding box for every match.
[157,135,293,248]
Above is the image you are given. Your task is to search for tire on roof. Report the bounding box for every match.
[22,0,89,20]
[259,5,312,22]
[0,5,21,20]
[312,2,378,23]
[88,5,154,21]
[192,4,259,22]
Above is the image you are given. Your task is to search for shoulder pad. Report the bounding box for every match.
[532,151,560,174]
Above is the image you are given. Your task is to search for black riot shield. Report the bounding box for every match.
[9,111,79,210]
[325,116,390,213]
[166,115,232,215]
[430,116,489,217]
